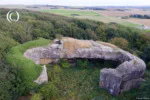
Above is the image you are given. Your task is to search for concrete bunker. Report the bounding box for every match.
[24,37,146,96]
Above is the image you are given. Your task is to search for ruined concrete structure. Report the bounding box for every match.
[24,37,146,96]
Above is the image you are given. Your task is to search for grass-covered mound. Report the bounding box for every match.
[6,38,51,87]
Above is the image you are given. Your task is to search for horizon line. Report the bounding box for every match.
[0,4,150,7]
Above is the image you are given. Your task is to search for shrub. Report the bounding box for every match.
[53,64,62,73]
[60,59,71,68]
[55,34,63,40]
[76,59,89,68]
[109,37,129,50]
[40,82,59,100]
[148,62,150,69]
[48,70,56,82]
[31,93,43,100]
[47,64,61,82]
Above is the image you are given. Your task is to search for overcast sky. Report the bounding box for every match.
[0,0,150,6]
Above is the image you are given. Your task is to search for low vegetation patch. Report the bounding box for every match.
[35,59,150,100]
[38,59,120,99]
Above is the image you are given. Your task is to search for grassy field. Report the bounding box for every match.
[41,9,139,27]
[42,9,100,17]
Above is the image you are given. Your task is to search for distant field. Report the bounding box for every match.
[126,18,150,27]
[97,9,150,28]
[97,9,150,17]
[41,9,139,27]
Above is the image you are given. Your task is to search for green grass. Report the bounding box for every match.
[47,67,150,100]
[46,59,150,100]
[47,67,102,100]
[6,38,51,86]
[41,9,139,28]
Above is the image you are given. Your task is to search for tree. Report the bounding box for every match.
[12,23,33,43]
[55,34,63,40]
[86,29,98,40]
[0,34,18,60]
[96,24,107,41]
[143,44,150,65]
[109,37,129,50]
[0,61,15,100]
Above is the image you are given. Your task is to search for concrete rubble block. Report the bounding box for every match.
[120,78,145,93]
[34,65,48,84]
[100,68,122,96]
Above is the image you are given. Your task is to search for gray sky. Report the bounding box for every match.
[0,0,150,6]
